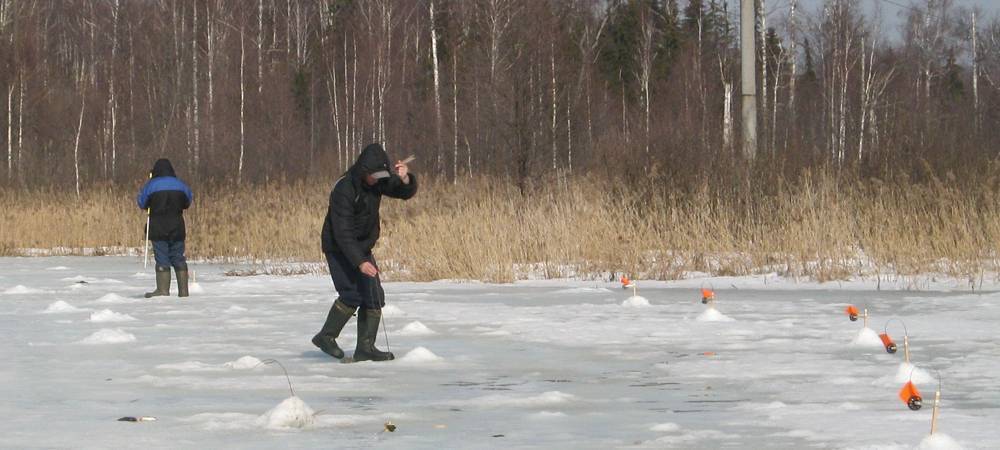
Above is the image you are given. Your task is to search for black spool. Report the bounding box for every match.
[886,343,898,354]
[849,314,858,322]
[907,396,923,411]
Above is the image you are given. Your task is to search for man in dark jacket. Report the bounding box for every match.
[313,143,417,362]
[136,159,194,298]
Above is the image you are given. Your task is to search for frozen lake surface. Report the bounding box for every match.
[2,257,997,449]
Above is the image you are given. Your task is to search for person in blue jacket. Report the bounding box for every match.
[136,159,194,298]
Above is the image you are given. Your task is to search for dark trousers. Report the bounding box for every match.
[325,251,384,309]
[152,240,187,270]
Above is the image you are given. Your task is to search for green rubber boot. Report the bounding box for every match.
[144,266,171,298]
[353,308,394,362]
[312,299,356,359]
[175,264,189,298]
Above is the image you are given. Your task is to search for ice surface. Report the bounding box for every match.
[78,328,136,344]
[622,295,650,307]
[696,307,735,322]
[3,256,999,448]
[89,309,136,322]
[380,304,405,317]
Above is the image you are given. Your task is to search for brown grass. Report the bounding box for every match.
[1,173,997,283]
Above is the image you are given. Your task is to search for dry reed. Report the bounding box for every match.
[1,173,997,283]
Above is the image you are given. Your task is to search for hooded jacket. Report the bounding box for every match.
[321,143,418,267]
[136,159,193,241]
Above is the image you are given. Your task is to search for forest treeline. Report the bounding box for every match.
[1,0,998,192]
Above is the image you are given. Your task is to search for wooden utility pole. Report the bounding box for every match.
[741,0,757,159]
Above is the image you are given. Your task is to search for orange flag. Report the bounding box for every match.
[899,381,923,411]
[845,305,860,321]
[701,288,715,304]
[620,275,631,289]
[879,333,898,354]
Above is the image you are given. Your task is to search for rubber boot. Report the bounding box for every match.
[312,299,356,359]
[353,308,394,362]
[145,266,171,298]
[175,264,189,298]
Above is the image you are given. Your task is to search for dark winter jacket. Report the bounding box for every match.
[136,159,193,241]
[321,143,418,267]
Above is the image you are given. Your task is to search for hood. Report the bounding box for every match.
[349,143,391,181]
[151,158,176,178]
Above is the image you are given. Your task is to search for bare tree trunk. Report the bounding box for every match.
[786,0,797,152]
[453,49,459,183]
[6,83,12,179]
[759,0,768,154]
[258,0,264,95]
[430,0,442,169]
[74,95,86,197]
[972,10,979,132]
[551,43,558,168]
[17,73,23,182]
[192,0,199,173]
[110,0,119,180]
[238,29,246,183]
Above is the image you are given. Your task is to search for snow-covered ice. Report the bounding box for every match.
[696,306,735,322]
[1,256,997,448]
[852,327,885,347]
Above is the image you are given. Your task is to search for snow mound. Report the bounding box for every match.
[256,396,315,430]
[697,307,735,322]
[651,423,682,432]
[381,304,405,317]
[43,300,82,313]
[622,295,650,307]
[851,327,884,347]
[45,266,70,271]
[225,356,264,370]
[94,293,136,304]
[188,282,205,294]
[89,309,136,323]
[224,305,248,313]
[398,346,443,363]
[919,433,964,450]
[891,362,936,385]
[398,321,436,336]
[79,328,136,344]
[3,285,42,294]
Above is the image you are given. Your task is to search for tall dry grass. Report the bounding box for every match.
[1,173,997,283]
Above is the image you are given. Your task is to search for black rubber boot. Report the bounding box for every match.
[144,266,171,298]
[312,299,356,359]
[175,264,189,298]
[353,308,394,362]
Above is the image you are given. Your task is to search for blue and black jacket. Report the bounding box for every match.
[136,159,193,241]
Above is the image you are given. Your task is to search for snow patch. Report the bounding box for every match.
[224,356,264,370]
[256,396,315,430]
[528,411,567,420]
[851,327,884,347]
[918,433,964,450]
[553,287,612,294]
[622,295,650,307]
[453,391,576,408]
[156,361,221,372]
[398,346,443,363]
[43,300,82,314]
[94,293,137,304]
[650,422,682,432]
[78,328,136,344]
[398,321,436,336]
[697,307,735,322]
[3,285,42,294]
[188,282,205,294]
[89,309,136,323]
[45,266,70,271]
[883,362,936,385]
[224,305,248,314]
